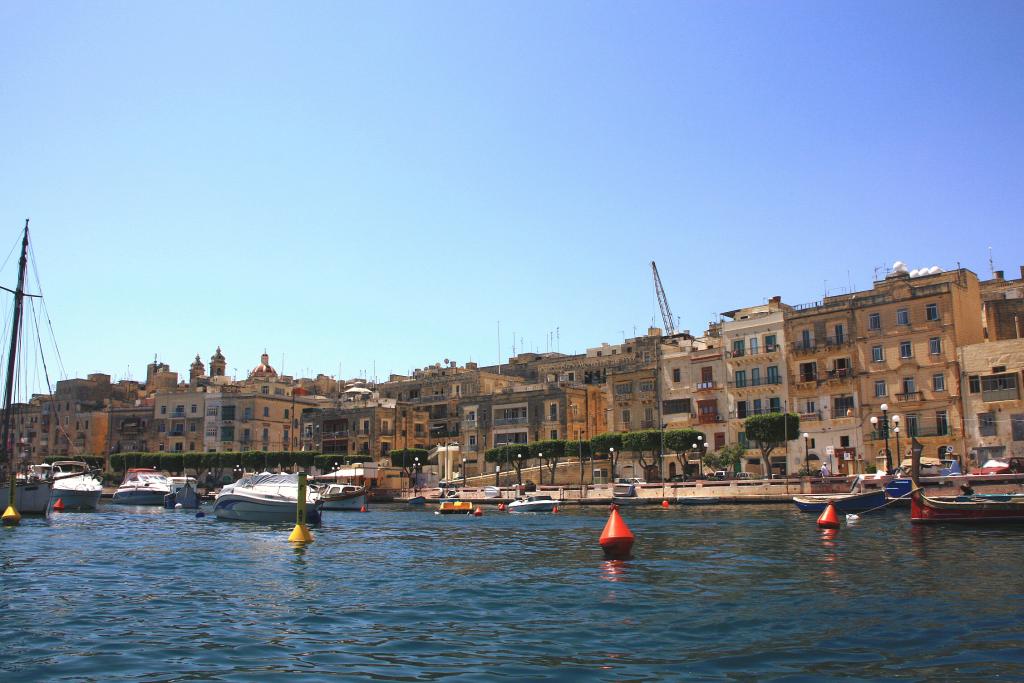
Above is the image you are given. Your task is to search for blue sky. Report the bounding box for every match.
[1,2,1022,387]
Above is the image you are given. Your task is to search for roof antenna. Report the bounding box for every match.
[989,246,995,277]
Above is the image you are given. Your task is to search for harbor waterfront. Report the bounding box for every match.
[3,504,1024,680]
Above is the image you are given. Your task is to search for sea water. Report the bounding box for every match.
[2,503,1023,680]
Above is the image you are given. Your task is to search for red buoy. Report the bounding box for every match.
[359,504,368,513]
[608,503,619,512]
[552,505,559,514]
[599,508,635,559]
[498,503,506,511]
[817,502,840,529]
[661,500,670,508]
[53,498,64,512]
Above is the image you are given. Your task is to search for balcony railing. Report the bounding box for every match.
[462,419,478,429]
[695,381,716,391]
[728,345,780,358]
[791,336,852,352]
[412,394,447,403]
[800,411,822,421]
[798,373,818,383]
[729,377,782,388]
[896,391,923,402]
[731,407,781,419]
[698,413,722,424]
[825,369,853,381]
[494,417,528,426]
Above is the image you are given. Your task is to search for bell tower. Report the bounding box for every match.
[210,346,227,377]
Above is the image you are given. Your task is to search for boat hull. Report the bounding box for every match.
[678,497,721,505]
[507,501,557,513]
[793,489,887,513]
[321,493,366,511]
[112,488,169,506]
[51,488,102,511]
[0,481,52,515]
[214,494,321,524]
[911,494,1024,523]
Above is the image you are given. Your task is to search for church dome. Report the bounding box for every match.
[251,352,277,378]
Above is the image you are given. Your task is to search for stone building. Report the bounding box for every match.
[302,392,430,458]
[981,266,1024,341]
[959,338,1024,463]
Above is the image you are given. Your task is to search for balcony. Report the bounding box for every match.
[790,336,852,354]
[462,419,478,429]
[896,391,923,402]
[727,345,781,362]
[729,377,783,390]
[495,417,528,426]
[796,372,818,384]
[824,368,854,383]
[640,420,655,429]
[800,411,822,422]
[695,381,717,391]
[413,394,448,403]
[698,413,722,424]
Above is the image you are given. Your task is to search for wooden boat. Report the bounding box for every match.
[319,483,367,511]
[910,446,1024,523]
[435,500,473,515]
[792,489,887,513]
[407,496,426,506]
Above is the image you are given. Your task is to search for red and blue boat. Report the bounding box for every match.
[910,447,1024,523]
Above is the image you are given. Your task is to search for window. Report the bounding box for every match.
[1012,415,1024,442]
[663,399,691,414]
[874,380,887,397]
[222,406,236,421]
[752,398,763,414]
[263,406,270,417]
[621,410,631,425]
[768,397,781,413]
[732,339,745,356]
[220,426,234,441]
[799,362,817,382]
[191,404,198,414]
[804,400,816,414]
[549,403,558,421]
[189,423,196,433]
[469,435,477,447]
[929,337,941,355]
[243,407,253,420]
[734,370,747,388]
[868,313,881,330]
[284,409,289,419]
[982,373,1020,402]
[906,414,919,437]
[262,428,269,440]
[897,308,909,325]
[872,345,884,362]
[834,324,845,344]
[935,411,948,436]
[902,377,916,394]
[766,366,780,384]
[933,374,946,392]
[158,422,165,433]
[260,385,269,395]
[751,368,761,385]
[207,407,218,417]
[899,341,912,359]
[639,381,655,393]
[978,412,996,437]
[801,329,812,349]
[615,383,633,395]
[736,400,748,419]
[764,334,777,351]
[833,395,855,416]
[925,303,939,321]
[749,337,759,354]
[968,375,980,394]
[160,405,167,415]
[672,368,681,382]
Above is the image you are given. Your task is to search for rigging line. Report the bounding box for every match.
[28,240,68,381]
[0,233,20,278]
[30,297,75,452]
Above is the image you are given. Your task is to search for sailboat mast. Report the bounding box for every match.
[1,220,30,475]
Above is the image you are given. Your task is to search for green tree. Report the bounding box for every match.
[622,430,661,480]
[389,448,429,468]
[159,453,184,474]
[530,439,566,485]
[565,439,592,486]
[703,443,746,474]
[664,429,704,455]
[744,413,800,477]
[590,432,624,479]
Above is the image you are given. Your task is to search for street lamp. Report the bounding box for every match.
[870,402,892,473]
[892,414,902,467]
[462,457,467,486]
[537,452,543,486]
[802,432,810,475]
[697,435,705,478]
[609,447,615,481]
[495,465,501,487]
[413,456,420,493]
[516,453,522,485]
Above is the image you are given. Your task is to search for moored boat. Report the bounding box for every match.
[677,496,721,505]
[407,496,426,506]
[435,500,473,515]
[213,472,321,523]
[792,489,887,513]
[0,477,52,515]
[319,483,367,511]
[164,476,200,509]
[50,461,103,511]
[911,447,1024,523]
[507,493,558,513]
[112,468,172,505]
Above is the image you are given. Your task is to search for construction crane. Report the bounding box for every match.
[651,261,677,335]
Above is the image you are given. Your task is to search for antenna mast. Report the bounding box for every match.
[651,261,677,335]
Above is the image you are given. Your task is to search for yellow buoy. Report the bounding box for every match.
[288,472,314,544]
[2,505,21,526]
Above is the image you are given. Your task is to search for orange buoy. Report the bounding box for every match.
[661,500,670,508]
[609,503,619,512]
[359,504,367,513]
[552,505,559,513]
[473,506,483,517]
[498,503,506,511]
[817,502,840,529]
[599,507,635,559]
[53,498,64,511]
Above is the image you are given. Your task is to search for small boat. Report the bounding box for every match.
[112,468,173,506]
[792,489,887,513]
[319,483,367,511]
[612,478,643,497]
[50,461,103,511]
[435,500,473,515]
[911,448,1024,523]
[407,496,426,506]
[164,476,200,509]
[507,494,558,513]
[677,496,721,506]
[214,472,321,523]
[483,486,501,499]
[0,469,52,515]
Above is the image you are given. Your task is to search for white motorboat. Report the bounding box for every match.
[111,468,172,506]
[483,486,501,499]
[0,467,53,515]
[507,493,559,513]
[319,483,366,511]
[214,472,321,523]
[50,461,102,511]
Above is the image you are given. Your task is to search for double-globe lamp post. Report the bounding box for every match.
[870,403,901,474]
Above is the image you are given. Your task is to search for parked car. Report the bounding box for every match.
[734,472,755,480]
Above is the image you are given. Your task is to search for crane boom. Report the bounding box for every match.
[651,261,676,335]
